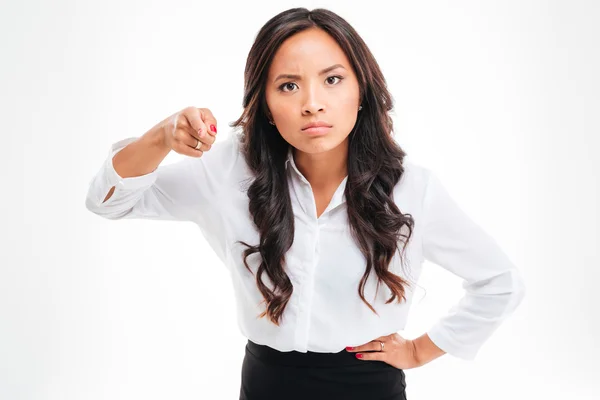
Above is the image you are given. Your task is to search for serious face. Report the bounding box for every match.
[265,27,361,155]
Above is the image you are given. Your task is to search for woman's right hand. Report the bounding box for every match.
[160,106,218,157]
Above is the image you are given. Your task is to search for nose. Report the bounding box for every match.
[302,103,324,115]
[301,86,325,115]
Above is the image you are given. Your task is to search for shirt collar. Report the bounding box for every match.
[284,145,293,170]
[284,145,348,208]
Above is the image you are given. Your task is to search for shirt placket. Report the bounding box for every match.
[287,166,321,351]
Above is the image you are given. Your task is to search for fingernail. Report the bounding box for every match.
[346,347,354,351]
[356,353,363,359]
[198,128,204,138]
[210,124,217,133]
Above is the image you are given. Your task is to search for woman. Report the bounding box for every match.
[85,7,526,400]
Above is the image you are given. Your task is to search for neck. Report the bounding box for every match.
[293,138,349,189]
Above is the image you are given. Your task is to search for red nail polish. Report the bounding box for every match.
[346,347,354,351]
[210,124,216,133]
[356,353,363,359]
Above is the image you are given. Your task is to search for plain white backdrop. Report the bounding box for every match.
[1,0,598,399]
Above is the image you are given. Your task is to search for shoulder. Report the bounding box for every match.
[397,157,432,191]
[391,156,437,214]
[401,157,429,180]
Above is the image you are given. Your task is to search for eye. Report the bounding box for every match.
[326,75,343,85]
[277,75,344,93]
[278,82,298,92]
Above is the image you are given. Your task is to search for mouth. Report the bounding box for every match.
[301,126,332,136]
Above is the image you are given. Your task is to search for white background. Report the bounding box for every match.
[1,0,598,399]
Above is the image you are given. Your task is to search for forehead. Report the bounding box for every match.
[268,28,350,76]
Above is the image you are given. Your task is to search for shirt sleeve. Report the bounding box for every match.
[421,170,526,361]
[85,135,237,222]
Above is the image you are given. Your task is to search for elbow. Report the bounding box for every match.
[502,268,526,315]
[85,196,107,218]
[84,195,128,220]
[85,194,101,214]
[513,270,527,306]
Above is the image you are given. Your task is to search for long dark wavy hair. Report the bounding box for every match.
[229,7,415,326]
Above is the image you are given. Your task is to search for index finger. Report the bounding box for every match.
[182,107,208,137]
[199,108,218,136]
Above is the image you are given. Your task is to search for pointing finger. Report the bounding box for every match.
[199,108,218,136]
[182,107,209,139]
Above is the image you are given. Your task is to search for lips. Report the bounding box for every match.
[302,121,332,130]
[301,126,331,136]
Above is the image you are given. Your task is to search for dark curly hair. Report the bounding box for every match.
[229,7,415,326]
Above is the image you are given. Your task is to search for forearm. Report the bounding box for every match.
[413,333,446,367]
[113,125,170,179]
[103,126,170,203]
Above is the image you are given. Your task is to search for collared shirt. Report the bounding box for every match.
[85,132,526,361]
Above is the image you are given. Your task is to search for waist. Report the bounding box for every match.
[246,339,368,368]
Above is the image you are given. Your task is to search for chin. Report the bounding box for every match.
[298,135,348,154]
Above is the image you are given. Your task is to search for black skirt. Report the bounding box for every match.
[239,339,407,400]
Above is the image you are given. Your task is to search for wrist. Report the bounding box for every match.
[144,125,170,152]
[413,333,446,367]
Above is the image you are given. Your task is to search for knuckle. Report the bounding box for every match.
[176,112,187,126]
[175,129,186,140]
[202,108,215,119]
[187,126,200,139]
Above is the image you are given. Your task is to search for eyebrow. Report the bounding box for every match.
[273,64,346,83]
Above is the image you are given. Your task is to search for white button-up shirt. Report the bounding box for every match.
[85,132,526,361]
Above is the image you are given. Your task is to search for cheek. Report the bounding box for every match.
[339,104,356,120]
[335,97,360,125]
[271,104,296,127]
[338,89,360,110]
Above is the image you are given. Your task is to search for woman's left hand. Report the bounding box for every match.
[345,333,421,370]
